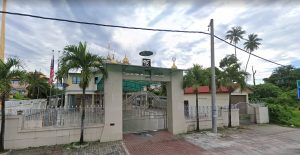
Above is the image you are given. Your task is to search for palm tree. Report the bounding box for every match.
[183,64,209,131]
[244,33,262,71]
[0,58,25,151]
[26,71,49,99]
[219,55,248,127]
[58,42,106,144]
[225,26,246,58]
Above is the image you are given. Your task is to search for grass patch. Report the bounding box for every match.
[290,110,300,127]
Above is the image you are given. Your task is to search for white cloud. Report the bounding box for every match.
[2,0,300,85]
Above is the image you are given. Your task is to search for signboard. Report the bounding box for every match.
[298,80,300,99]
[142,58,151,67]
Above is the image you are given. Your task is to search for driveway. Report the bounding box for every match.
[9,125,300,155]
[123,130,205,155]
[184,125,300,155]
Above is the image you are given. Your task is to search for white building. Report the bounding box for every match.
[183,86,251,113]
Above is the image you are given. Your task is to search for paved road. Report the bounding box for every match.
[184,125,300,155]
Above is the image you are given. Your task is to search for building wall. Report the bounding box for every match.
[65,73,99,93]
[185,109,239,131]
[184,93,230,107]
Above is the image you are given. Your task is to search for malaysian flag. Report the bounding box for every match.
[48,55,54,85]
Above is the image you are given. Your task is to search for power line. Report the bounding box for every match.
[0,11,285,67]
[213,36,285,67]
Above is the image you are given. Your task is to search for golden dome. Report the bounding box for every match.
[122,55,129,64]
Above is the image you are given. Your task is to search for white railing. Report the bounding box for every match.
[4,99,47,115]
[20,105,104,129]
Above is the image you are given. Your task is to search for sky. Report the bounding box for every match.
[1,0,300,84]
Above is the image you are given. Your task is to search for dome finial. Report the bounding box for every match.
[171,57,177,69]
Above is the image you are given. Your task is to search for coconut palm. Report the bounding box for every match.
[219,54,249,127]
[225,26,246,58]
[0,58,25,151]
[183,64,209,131]
[26,71,49,99]
[244,33,262,71]
[58,42,106,144]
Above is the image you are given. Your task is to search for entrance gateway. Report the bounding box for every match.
[97,63,187,141]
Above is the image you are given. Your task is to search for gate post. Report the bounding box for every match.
[101,64,123,142]
[167,70,186,134]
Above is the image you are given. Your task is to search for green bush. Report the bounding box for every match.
[249,83,282,101]
[268,104,294,125]
[14,92,23,100]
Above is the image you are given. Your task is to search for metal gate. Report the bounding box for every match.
[123,92,167,133]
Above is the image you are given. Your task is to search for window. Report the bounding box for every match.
[11,80,20,84]
[72,76,80,84]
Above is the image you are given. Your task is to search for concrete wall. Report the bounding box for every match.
[185,109,239,131]
[222,109,240,127]
[255,107,269,124]
[184,93,229,107]
[1,116,104,149]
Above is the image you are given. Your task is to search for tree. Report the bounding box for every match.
[58,42,106,144]
[219,54,248,127]
[225,26,246,58]
[252,66,257,86]
[249,83,282,101]
[26,71,49,99]
[183,64,209,131]
[264,65,300,90]
[244,33,262,71]
[0,58,25,151]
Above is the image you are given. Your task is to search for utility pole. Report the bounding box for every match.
[209,19,217,133]
[0,0,7,61]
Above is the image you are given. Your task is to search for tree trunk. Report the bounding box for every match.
[195,89,199,131]
[228,92,232,127]
[79,88,86,144]
[234,43,237,58]
[245,52,251,71]
[0,93,6,151]
[252,66,256,86]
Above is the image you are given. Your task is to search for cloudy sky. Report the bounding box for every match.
[1,0,300,84]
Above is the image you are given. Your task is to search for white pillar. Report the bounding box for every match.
[167,70,186,134]
[91,94,95,106]
[101,64,123,142]
[64,94,69,109]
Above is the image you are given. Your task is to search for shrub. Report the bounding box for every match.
[268,104,294,125]
[249,83,282,101]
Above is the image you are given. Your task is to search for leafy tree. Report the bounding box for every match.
[26,71,49,99]
[219,54,249,127]
[58,42,106,144]
[249,83,282,101]
[264,65,300,90]
[0,58,25,151]
[183,64,209,131]
[243,33,262,71]
[225,26,246,58]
